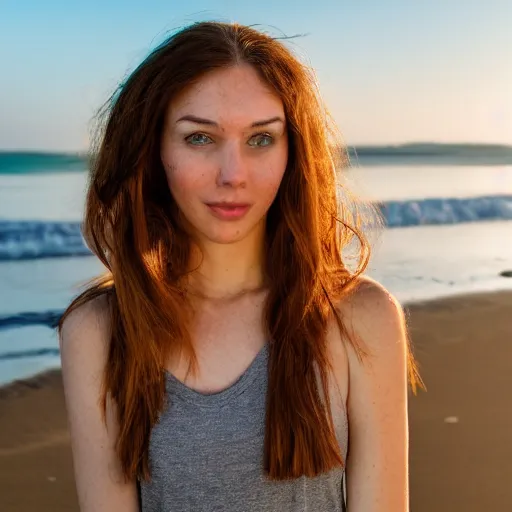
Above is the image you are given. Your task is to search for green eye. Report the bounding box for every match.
[186,133,212,145]
[249,133,274,147]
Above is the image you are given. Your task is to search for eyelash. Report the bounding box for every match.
[185,132,274,147]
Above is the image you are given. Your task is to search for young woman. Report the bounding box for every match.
[59,21,422,511]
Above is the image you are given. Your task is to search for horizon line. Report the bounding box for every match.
[2,141,512,156]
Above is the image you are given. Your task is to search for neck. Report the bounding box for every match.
[185,230,266,301]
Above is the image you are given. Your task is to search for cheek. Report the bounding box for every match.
[255,170,284,199]
[161,149,210,200]
[254,152,288,201]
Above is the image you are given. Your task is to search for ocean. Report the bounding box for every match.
[1,144,512,386]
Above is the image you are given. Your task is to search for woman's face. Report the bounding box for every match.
[160,64,288,245]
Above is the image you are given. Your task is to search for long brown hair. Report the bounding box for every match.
[58,21,422,482]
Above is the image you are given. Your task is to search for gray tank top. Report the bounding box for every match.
[139,343,348,511]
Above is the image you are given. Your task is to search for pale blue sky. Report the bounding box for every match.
[1,0,511,151]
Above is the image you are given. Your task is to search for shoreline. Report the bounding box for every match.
[1,290,512,511]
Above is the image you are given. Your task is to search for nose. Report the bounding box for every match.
[217,141,248,188]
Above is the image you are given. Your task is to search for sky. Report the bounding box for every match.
[1,0,511,152]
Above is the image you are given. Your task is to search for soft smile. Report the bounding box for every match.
[205,202,252,221]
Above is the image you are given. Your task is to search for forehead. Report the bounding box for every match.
[167,65,285,127]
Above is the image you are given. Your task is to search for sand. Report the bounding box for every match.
[406,290,512,510]
[1,290,511,511]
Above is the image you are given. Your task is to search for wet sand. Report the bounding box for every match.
[1,290,511,511]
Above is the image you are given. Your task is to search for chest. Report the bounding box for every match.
[142,360,347,512]
[164,295,349,417]
[166,293,268,394]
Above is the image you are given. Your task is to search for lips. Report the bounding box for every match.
[205,202,251,221]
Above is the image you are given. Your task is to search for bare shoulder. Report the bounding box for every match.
[59,293,112,406]
[59,293,111,354]
[58,293,112,439]
[337,275,406,359]
[339,275,404,324]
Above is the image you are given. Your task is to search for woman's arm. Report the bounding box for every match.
[59,297,140,512]
[341,278,410,511]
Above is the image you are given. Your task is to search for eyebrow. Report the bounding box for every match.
[175,115,285,128]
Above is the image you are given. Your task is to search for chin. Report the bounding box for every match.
[192,215,266,245]
[202,229,250,245]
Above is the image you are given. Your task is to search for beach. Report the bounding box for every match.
[1,152,511,510]
[2,2,512,509]
[0,290,511,511]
